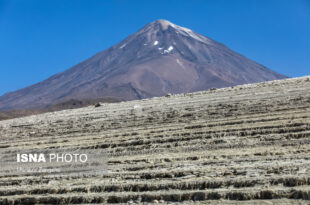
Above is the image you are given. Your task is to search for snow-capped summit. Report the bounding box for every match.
[0,19,287,110]
[136,19,211,47]
[155,19,174,30]
[152,19,211,44]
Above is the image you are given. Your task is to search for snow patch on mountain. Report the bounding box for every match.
[163,46,174,54]
[176,59,184,68]
[120,44,127,49]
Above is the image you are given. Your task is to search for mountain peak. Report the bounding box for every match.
[138,19,211,46]
[125,20,207,56]
[148,19,189,33]
[153,19,175,30]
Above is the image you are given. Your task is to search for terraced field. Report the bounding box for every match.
[0,76,310,204]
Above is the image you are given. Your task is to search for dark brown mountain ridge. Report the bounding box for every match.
[0,19,287,110]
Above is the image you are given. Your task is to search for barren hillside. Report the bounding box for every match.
[0,76,310,204]
[0,98,119,121]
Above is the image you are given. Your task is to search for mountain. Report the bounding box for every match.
[0,19,287,110]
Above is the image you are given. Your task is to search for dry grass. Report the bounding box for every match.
[0,76,310,204]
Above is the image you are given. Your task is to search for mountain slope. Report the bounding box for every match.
[0,19,286,110]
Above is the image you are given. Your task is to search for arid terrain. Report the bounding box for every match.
[0,76,310,204]
[0,97,119,121]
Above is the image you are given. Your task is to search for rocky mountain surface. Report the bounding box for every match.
[0,19,286,110]
[0,76,309,204]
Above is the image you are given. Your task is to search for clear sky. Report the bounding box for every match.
[0,0,309,96]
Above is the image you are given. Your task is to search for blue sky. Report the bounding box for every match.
[0,0,309,96]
